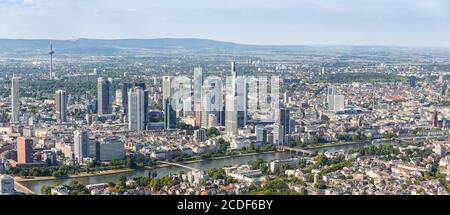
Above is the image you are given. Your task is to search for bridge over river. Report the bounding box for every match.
[157,161,202,172]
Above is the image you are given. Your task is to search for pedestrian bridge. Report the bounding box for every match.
[277,146,314,154]
[157,161,201,172]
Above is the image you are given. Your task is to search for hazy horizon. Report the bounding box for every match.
[0,0,449,47]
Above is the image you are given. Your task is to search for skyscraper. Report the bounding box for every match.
[327,86,344,112]
[128,87,145,132]
[164,97,176,129]
[410,76,417,88]
[327,86,336,111]
[123,83,149,127]
[236,75,248,128]
[97,77,112,115]
[10,75,19,124]
[74,130,89,163]
[276,108,290,135]
[273,124,285,145]
[225,61,238,134]
[55,90,68,123]
[256,126,268,144]
[193,67,203,128]
[17,137,33,164]
[162,76,172,102]
[163,76,176,129]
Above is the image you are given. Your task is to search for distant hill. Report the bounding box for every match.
[0,38,448,56]
[0,38,264,50]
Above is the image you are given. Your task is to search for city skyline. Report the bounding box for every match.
[0,0,449,47]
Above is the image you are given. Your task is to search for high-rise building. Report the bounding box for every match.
[163,76,176,129]
[17,137,33,164]
[236,75,248,128]
[74,130,89,163]
[333,95,345,111]
[273,124,285,145]
[128,87,145,132]
[97,77,112,115]
[162,76,172,102]
[410,76,417,88]
[121,83,132,113]
[11,75,19,124]
[88,139,100,161]
[327,86,345,112]
[55,90,67,123]
[327,86,336,111]
[164,98,176,129]
[256,126,268,144]
[276,108,290,135]
[225,61,239,134]
[193,67,203,128]
[0,174,15,194]
[194,128,206,143]
[99,137,125,162]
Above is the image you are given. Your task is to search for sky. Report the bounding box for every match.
[0,0,449,47]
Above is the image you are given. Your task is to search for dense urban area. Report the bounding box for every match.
[0,39,449,195]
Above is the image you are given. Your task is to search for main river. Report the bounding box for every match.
[19,142,380,194]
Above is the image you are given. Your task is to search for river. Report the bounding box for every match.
[20,152,293,194]
[20,141,384,194]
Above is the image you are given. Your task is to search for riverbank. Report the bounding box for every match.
[15,151,277,182]
[15,168,135,182]
[305,141,368,150]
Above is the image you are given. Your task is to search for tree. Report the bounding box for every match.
[148,170,158,179]
[118,174,128,184]
[206,127,220,137]
[41,185,52,195]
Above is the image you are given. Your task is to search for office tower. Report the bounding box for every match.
[97,77,112,115]
[327,86,345,112]
[121,83,132,113]
[74,130,89,163]
[273,124,285,145]
[218,94,226,126]
[225,61,239,134]
[183,96,193,117]
[162,76,176,129]
[277,108,290,135]
[327,86,336,111]
[49,43,55,80]
[164,98,176,129]
[17,137,33,163]
[123,82,149,126]
[333,95,345,111]
[11,75,19,124]
[128,87,145,132]
[99,137,125,162]
[88,140,100,161]
[201,82,214,128]
[193,67,203,127]
[162,76,172,102]
[236,75,248,127]
[410,76,417,88]
[256,126,268,144]
[194,128,206,143]
[0,175,15,195]
[55,90,68,123]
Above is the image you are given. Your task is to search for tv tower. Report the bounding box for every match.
[49,42,55,80]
